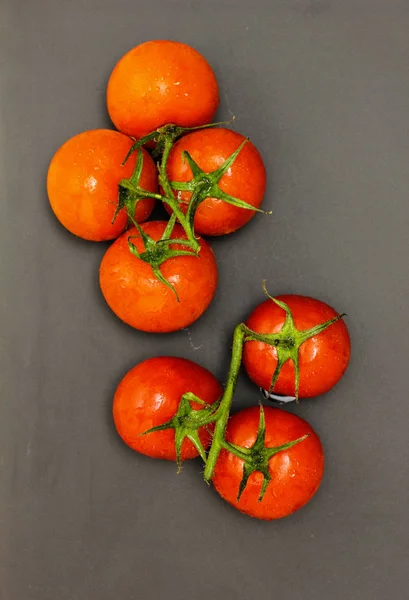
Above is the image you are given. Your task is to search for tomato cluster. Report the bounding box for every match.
[47,40,351,520]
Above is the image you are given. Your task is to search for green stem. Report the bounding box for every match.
[158,136,200,253]
[203,324,246,483]
[159,137,175,198]
[161,212,177,243]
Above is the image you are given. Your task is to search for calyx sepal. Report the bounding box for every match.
[222,404,309,502]
[140,392,220,472]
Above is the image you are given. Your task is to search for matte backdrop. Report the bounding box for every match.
[1,1,408,599]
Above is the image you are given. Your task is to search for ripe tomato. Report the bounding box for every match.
[107,40,219,139]
[213,406,324,520]
[165,128,266,236]
[243,295,351,398]
[47,129,157,241]
[99,221,218,332]
[113,357,222,460]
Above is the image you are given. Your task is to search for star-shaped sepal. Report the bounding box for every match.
[140,393,220,473]
[222,404,309,502]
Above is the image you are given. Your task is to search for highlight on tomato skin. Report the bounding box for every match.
[99,221,218,333]
[212,406,325,520]
[165,127,267,236]
[243,295,351,399]
[46,129,157,242]
[107,40,220,139]
[113,356,223,460]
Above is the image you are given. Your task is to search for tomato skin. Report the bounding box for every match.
[213,406,324,520]
[243,295,351,398]
[47,129,157,241]
[166,128,267,236]
[113,357,222,460]
[99,221,218,332]
[107,41,219,139]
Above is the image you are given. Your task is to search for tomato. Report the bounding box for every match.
[47,129,157,241]
[243,295,351,398]
[113,357,222,460]
[99,221,218,332]
[107,40,219,139]
[165,128,267,236]
[213,406,324,520]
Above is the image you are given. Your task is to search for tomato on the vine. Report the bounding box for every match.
[99,221,218,332]
[243,295,351,398]
[166,127,267,236]
[212,406,324,520]
[47,129,157,241]
[107,40,219,139]
[113,357,222,460]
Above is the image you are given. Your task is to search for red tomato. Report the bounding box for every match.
[166,128,267,236]
[113,357,222,460]
[213,406,324,520]
[99,221,218,332]
[107,40,219,139]
[47,129,157,241]
[243,295,351,398]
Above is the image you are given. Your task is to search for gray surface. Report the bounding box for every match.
[1,0,408,598]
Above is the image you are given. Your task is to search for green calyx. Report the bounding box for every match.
[127,211,198,300]
[170,139,271,239]
[244,282,346,401]
[140,392,220,472]
[222,404,309,502]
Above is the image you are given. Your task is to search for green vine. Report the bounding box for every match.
[141,286,346,500]
[113,121,270,298]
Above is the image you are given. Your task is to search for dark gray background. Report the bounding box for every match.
[1,0,408,598]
